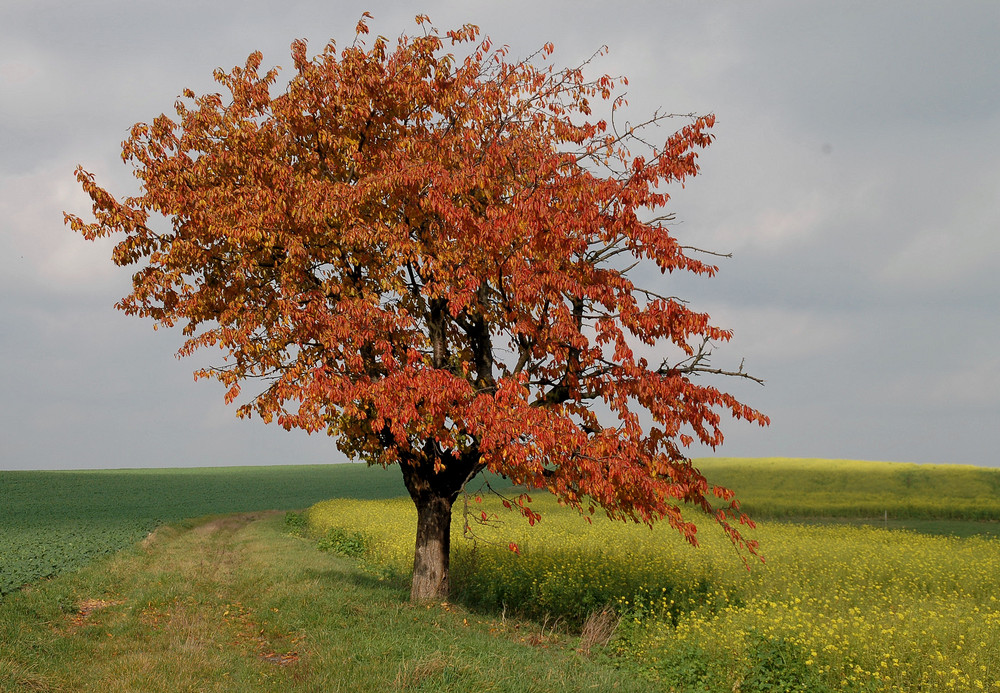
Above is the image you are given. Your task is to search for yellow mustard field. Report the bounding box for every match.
[306,492,1000,692]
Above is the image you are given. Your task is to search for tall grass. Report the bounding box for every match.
[0,513,651,692]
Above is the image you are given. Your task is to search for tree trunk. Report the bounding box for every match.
[410,494,454,601]
[400,448,484,602]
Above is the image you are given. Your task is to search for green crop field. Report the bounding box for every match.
[696,457,1000,522]
[0,463,404,597]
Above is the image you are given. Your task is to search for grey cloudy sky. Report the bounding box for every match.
[2,1,998,471]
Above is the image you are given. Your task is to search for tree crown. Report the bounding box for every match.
[66,14,768,559]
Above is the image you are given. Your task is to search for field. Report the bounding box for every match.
[695,458,1000,523]
[1,512,648,692]
[2,457,1000,691]
[0,463,404,597]
[304,459,1000,692]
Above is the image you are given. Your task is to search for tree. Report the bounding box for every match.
[66,15,769,601]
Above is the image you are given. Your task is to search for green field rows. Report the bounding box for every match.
[0,463,404,597]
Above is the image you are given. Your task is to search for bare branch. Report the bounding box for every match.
[679,362,766,386]
[679,245,734,259]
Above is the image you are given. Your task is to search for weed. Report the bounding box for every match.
[316,528,368,558]
[739,631,832,693]
[577,607,620,655]
[305,490,1000,692]
[284,511,307,536]
[653,640,719,692]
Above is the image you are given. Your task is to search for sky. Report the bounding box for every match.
[2,1,998,471]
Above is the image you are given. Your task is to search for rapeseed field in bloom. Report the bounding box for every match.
[306,492,1000,692]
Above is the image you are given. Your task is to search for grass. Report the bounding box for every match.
[695,457,1000,521]
[0,512,648,692]
[781,515,1000,539]
[4,457,1000,691]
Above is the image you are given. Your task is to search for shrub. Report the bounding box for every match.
[316,527,368,558]
[284,511,307,536]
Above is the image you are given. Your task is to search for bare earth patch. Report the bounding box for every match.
[60,598,125,633]
[192,510,283,536]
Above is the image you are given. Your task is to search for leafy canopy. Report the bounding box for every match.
[66,14,768,557]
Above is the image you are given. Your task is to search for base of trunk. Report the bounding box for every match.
[410,495,454,601]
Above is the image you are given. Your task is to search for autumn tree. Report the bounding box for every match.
[66,15,768,601]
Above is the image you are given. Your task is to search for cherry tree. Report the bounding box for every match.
[66,15,768,600]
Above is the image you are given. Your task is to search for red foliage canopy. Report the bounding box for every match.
[66,15,768,587]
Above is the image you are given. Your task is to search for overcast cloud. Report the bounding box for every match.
[2,0,998,470]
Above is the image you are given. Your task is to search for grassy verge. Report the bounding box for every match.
[0,512,646,693]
